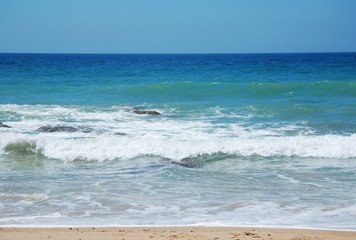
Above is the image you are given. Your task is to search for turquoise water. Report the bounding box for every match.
[0,53,356,228]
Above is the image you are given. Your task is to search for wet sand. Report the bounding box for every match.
[1,227,355,240]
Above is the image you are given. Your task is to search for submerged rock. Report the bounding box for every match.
[133,110,160,115]
[36,125,79,133]
[0,122,11,128]
[169,160,205,168]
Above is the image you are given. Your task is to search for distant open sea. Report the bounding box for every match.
[1,53,356,229]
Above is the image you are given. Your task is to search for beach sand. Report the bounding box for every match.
[1,227,355,240]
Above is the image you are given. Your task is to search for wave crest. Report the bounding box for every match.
[1,133,355,162]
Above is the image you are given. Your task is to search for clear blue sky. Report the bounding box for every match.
[0,0,355,53]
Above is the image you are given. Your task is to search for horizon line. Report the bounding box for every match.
[0,51,355,55]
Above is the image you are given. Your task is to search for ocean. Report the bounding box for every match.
[0,53,356,229]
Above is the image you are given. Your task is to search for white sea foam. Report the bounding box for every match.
[2,110,356,229]
[0,212,63,224]
[1,103,355,161]
[1,201,356,229]
[1,131,355,161]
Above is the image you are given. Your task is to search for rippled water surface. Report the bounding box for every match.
[1,53,356,228]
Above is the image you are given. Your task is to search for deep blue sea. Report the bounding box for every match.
[0,53,356,229]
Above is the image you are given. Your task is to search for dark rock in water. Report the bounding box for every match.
[133,110,160,115]
[37,125,93,133]
[0,122,11,128]
[114,132,129,136]
[37,125,79,133]
[169,160,205,168]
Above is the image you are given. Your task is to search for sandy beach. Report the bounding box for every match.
[1,227,355,240]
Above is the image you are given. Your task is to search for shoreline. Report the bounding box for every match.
[1,225,356,232]
[1,227,356,240]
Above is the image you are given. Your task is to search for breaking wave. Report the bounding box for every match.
[1,133,355,162]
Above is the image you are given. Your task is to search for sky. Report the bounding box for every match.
[0,0,355,54]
